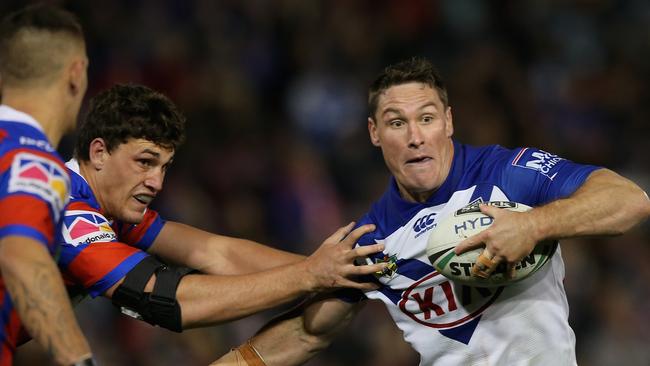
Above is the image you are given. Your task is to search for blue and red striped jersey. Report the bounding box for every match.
[0,105,71,365]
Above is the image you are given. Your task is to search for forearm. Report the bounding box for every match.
[210,298,361,366]
[178,261,315,328]
[0,237,92,365]
[249,316,330,366]
[151,222,304,275]
[199,237,304,275]
[531,169,650,240]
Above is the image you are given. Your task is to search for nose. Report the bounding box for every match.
[144,169,164,192]
[407,122,424,148]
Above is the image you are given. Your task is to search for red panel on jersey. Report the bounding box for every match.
[0,195,54,244]
[66,242,141,289]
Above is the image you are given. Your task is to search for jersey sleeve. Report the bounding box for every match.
[496,147,601,206]
[112,208,165,251]
[58,202,148,297]
[0,148,70,250]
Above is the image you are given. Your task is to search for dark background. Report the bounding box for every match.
[3,1,649,365]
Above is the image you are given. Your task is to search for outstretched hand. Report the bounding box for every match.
[305,222,387,291]
[454,204,539,278]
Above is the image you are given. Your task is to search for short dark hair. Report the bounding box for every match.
[75,84,187,161]
[0,3,84,86]
[368,57,448,118]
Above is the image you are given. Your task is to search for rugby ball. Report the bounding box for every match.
[426,201,557,287]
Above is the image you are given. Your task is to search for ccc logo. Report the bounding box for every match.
[413,213,436,233]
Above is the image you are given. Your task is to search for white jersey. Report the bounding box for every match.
[353,142,599,366]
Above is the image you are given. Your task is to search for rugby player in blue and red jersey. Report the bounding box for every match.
[56,83,387,336]
[0,4,95,366]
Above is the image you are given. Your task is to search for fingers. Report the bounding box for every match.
[325,222,356,244]
[471,248,500,279]
[339,278,381,291]
[351,243,384,258]
[479,203,502,217]
[338,224,376,248]
[353,262,388,276]
[454,231,487,255]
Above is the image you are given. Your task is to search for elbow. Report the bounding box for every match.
[614,188,650,234]
[298,329,333,354]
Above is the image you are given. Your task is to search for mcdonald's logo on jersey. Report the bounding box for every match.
[62,210,117,246]
[8,152,69,219]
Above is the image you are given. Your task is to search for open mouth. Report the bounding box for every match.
[406,156,432,165]
[133,194,154,205]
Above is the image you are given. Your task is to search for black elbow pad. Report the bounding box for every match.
[112,256,192,332]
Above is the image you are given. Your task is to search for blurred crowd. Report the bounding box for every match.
[3,0,649,365]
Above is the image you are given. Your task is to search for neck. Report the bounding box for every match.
[2,87,69,147]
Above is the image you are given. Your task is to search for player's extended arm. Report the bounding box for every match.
[0,236,93,365]
[149,221,304,275]
[105,223,386,330]
[456,168,650,265]
[209,298,361,366]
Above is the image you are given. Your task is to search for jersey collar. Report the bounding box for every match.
[0,104,45,133]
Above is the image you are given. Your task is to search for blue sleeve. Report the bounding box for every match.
[499,147,601,206]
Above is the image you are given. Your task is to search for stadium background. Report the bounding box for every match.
[3,1,649,365]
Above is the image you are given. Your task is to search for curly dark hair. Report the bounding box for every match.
[368,57,448,119]
[75,84,186,161]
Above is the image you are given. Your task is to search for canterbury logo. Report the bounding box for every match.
[413,213,437,233]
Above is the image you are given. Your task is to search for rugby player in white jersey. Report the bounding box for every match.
[211,57,650,366]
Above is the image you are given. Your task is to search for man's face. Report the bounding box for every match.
[368,82,454,202]
[94,138,174,224]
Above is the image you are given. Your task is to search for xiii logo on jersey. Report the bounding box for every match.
[8,152,69,219]
[398,269,503,344]
[63,210,117,246]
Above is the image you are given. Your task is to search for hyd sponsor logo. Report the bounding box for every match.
[63,211,117,246]
[8,152,69,217]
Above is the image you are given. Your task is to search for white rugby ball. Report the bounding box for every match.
[426,201,557,287]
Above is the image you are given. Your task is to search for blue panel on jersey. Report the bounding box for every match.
[396,258,435,281]
[135,216,166,250]
[469,184,493,204]
[377,285,403,305]
[439,315,482,345]
[0,225,49,247]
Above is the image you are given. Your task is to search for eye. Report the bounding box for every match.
[422,115,435,123]
[137,159,152,168]
[389,119,405,128]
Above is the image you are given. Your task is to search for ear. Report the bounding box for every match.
[445,106,454,138]
[88,138,108,170]
[67,56,88,97]
[368,117,380,146]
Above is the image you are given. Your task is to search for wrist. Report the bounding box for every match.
[297,258,319,291]
[527,207,550,243]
